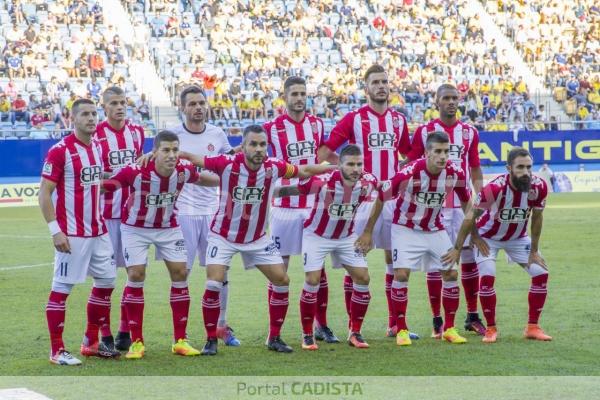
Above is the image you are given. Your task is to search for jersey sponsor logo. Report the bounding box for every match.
[264,241,280,255]
[286,140,316,160]
[328,202,358,219]
[448,144,465,161]
[146,192,177,207]
[174,239,186,252]
[498,207,530,222]
[367,132,395,150]
[232,186,265,204]
[43,162,53,175]
[80,165,102,185]
[414,192,446,207]
[107,149,136,169]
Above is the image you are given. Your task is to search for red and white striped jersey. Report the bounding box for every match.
[407,118,480,208]
[105,160,199,229]
[94,120,145,219]
[324,105,411,180]
[204,153,299,244]
[300,170,378,239]
[264,113,324,209]
[41,134,106,237]
[475,174,547,241]
[379,158,470,232]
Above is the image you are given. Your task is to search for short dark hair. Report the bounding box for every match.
[242,124,266,139]
[340,144,362,160]
[71,98,95,116]
[153,130,179,150]
[436,83,458,99]
[102,86,125,104]
[364,64,386,82]
[425,131,450,149]
[283,76,306,91]
[180,85,206,107]
[507,147,532,166]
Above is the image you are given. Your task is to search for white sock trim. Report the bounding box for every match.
[271,284,289,293]
[126,280,145,288]
[391,281,408,289]
[206,280,223,291]
[353,283,369,292]
[303,282,319,293]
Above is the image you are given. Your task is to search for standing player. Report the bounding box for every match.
[39,98,120,365]
[406,83,486,338]
[455,147,551,343]
[181,125,334,356]
[94,86,145,351]
[318,64,412,338]
[356,132,475,346]
[103,130,218,359]
[275,145,375,350]
[166,85,240,346]
[263,76,336,343]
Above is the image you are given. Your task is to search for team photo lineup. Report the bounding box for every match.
[39,65,553,366]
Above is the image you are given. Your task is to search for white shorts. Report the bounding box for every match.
[106,219,126,268]
[156,214,212,269]
[474,236,532,265]
[353,200,393,250]
[269,207,311,256]
[205,232,283,269]
[391,224,456,272]
[53,234,116,284]
[442,207,475,264]
[302,230,368,272]
[121,225,187,267]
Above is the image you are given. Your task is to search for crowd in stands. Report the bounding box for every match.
[485,0,600,128]
[0,0,153,139]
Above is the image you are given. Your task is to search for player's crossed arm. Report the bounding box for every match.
[193,171,220,187]
[273,185,301,198]
[38,178,71,254]
[296,163,336,179]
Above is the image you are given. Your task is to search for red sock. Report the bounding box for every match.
[343,275,353,319]
[202,289,221,339]
[479,275,496,326]
[461,262,480,313]
[528,274,548,324]
[442,282,460,330]
[170,284,190,341]
[315,269,329,328]
[350,284,371,333]
[118,286,129,333]
[390,282,408,331]
[124,285,144,342]
[85,287,113,345]
[46,291,68,355]
[269,285,289,339]
[426,271,442,317]
[385,272,394,329]
[299,284,318,335]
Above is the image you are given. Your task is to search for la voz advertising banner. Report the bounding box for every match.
[0,130,599,177]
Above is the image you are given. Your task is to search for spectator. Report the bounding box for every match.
[135,94,151,121]
[247,92,263,121]
[0,94,11,122]
[87,76,102,100]
[150,12,167,37]
[7,50,24,79]
[11,94,29,125]
[89,51,105,78]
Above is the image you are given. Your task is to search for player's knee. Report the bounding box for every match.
[442,269,459,281]
[170,268,188,282]
[353,271,370,286]
[93,277,115,288]
[127,267,146,282]
[305,272,320,286]
[272,273,290,287]
[394,269,410,282]
[51,280,74,294]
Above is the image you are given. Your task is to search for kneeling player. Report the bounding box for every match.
[104,130,218,359]
[181,124,334,355]
[356,132,476,346]
[454,147,551,343]
[276,145,375,350]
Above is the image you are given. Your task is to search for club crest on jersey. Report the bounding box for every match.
[498,207,530,222]
[108,149,136,169]
[527,188,538,201]
[448,144,464,161]
[367,132,395,150]
[286,140,316,160]
[177,171,186,183]
[207,143,215,152]
[146,192,177,207]
[43,162,53,175]
[462,128,470,140]
[232,186,265,204]
[415,192,446,208]
[310,121,318,134]
[392,116,400,128]
[328,202,358,220]
[80,165,102,186]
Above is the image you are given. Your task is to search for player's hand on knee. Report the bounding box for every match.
[53,232,71,253]
[441,248,460,266]
[471,236,490,257]
[136,151,155,167]
[528,251,547,270]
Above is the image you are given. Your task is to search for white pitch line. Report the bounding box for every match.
[0,388,53,400]
[0,234,48,239]
[0,263,52,271]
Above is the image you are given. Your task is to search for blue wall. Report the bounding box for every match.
[1,130,599,177]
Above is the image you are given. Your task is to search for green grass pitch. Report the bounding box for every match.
[0,193,599,376]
